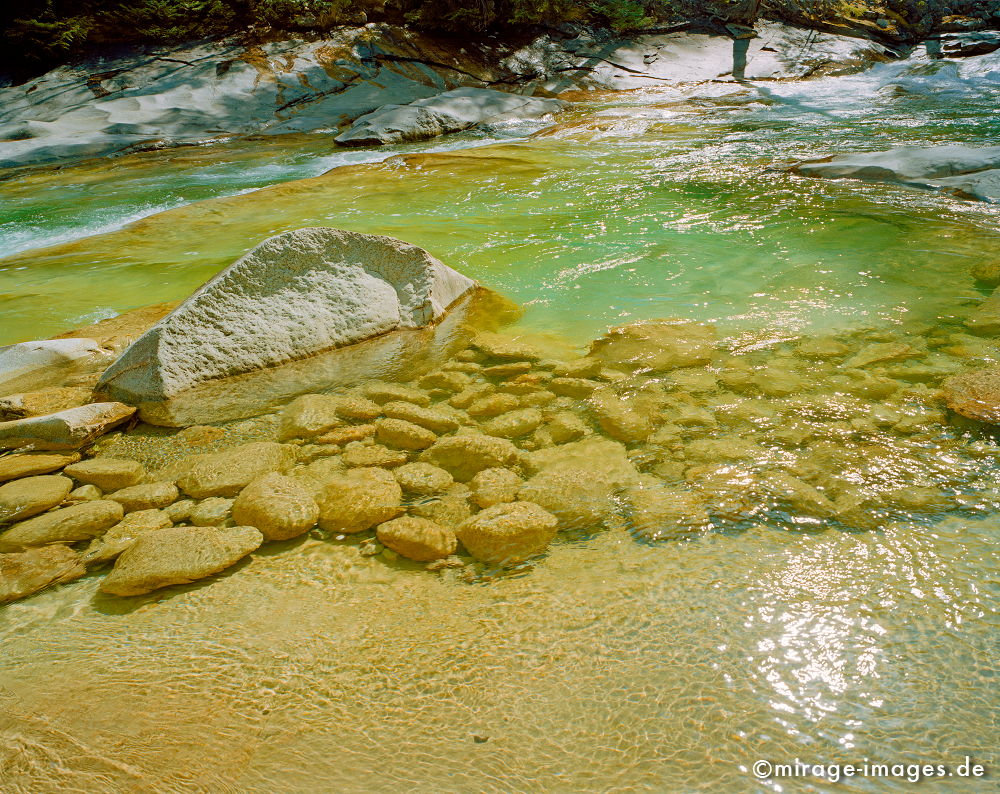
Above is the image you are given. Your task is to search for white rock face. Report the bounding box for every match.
[0,339,109,397]
[335,88,564,146]
[790,145,1000,202]
[96,228,476,410]
[0,23,894,170]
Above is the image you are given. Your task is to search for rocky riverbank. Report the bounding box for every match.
[0,21,898,170]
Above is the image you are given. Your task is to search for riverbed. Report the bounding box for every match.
[1,46,998,792]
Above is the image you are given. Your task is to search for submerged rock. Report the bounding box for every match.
[393,462,454,495]
[942,366,1000,423]
[0,402,136,450]
[375,417,438,450]
[469,467,522,509]
[317,467,403,534]
[456,501,559,565]
[624,478,710,541]
[335,88,563,147]
[232,473,318,541]
[95,228,476,422]
[0,475,73,524]
[82,508,174,566]
[589,320,715,372]
[419,434,519,481]
[376,516,457,562]
[0,499,123,551]
[100,525,263,596]
[0,544,85,603]
[174,442,295,499]
[107,482,180,512]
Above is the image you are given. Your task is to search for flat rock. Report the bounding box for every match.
[336,87,563,146]
[0,500,123,551]
[942,366,1000,423]
[376,516,456,562]
[278,394,345,440]
[189,497,234,527]
[965,289,1000,334]
[382,401,459,433]
[456,501,559,565]
[64,457,145,491]
[0,339,110,397]
[96,228,476,419]
[0,451,80,483]
[100,525,263,596]
[341,444,408,468]
[0,402,136,451]
[175,442,295,499]
[589,320,715,371]
[231,473,318,541]
[362,382,431,406]
[0,475,73,524]
[0,544,85,604]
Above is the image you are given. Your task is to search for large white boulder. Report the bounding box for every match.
[335,87,563,146]
[96,228,476,412]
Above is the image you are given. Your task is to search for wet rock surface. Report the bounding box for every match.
[0,500,123,551]
[0,544,85,603]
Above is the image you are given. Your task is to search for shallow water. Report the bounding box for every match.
[1,46,999,792]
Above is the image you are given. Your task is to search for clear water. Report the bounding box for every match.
[1,49,999,792]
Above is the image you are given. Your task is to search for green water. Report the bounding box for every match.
[1,53,999,793]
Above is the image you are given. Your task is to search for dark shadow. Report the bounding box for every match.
[733,38,751,81]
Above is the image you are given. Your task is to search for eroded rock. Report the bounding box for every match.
[419,434,519,481]
[0,475,73,524]
[0,544,85,603]
[0,499,123,551]
[456,501,559,565]
[589,320,715,371]
[64,457,144,491]
[231,473,318,541]
[175,442,295,498]
[376,515,456,562]
[0,402,136,450]
[317,467,403,534]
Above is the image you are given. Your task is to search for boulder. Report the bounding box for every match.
[456,501,559,565]
[95,228,476,420]
[0,386,94,420]
[418,434,519,481]
[317,467,403,534]
[231,473,318,541]
[0,499,123,551]
[942,367,1000,423]
[82,509,174,565]
[175,442,295,498]
[0,451,80,483]
[392,462,454,495]
[335,88,563,146]
[469,467,522,509]
[589,320,715,371]
[0,402,136,450]
[0,545,85,603]
[376,516,457,562]
[100,525,263,596]
[64,457,145,491]
[0,339,110,396]
[107,482,180,512]
[0,475,73,524]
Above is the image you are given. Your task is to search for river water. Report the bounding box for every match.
[0,47,998,792]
